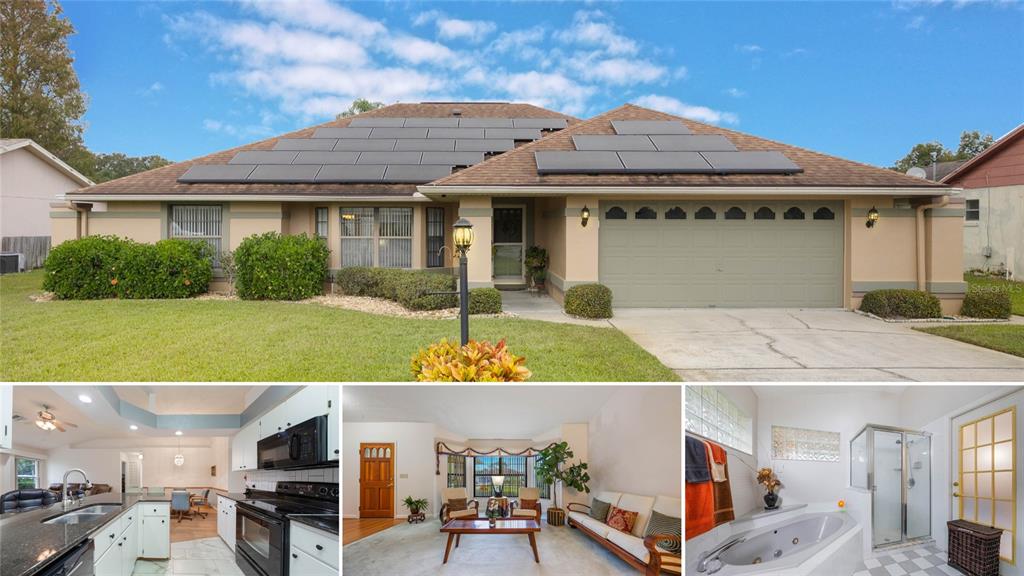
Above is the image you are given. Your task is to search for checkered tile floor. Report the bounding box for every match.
[854,544,964,576]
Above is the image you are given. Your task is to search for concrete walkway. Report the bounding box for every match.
[607,308,1024,382]
[499,290,611,327]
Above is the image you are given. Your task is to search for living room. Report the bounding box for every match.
[342,385,682,575]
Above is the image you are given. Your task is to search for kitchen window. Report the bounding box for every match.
[340,207,413,268]
[16,457,39,489]
[473,456,527,497]
[965,199,980,222]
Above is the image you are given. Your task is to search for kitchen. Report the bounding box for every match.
[0,385,339,576]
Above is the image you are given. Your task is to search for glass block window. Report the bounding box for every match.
[685,386,753,454]
[605,206,627,219]
[315,207,329,238]
[771,425,840,462]
[960,407,1015,562]
[965,199,980,221]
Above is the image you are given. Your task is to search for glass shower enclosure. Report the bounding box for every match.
[851,424,932,548]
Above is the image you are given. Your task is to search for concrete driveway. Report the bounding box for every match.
[607,309,1024,381]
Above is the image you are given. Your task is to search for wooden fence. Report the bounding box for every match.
[1,236,51,269]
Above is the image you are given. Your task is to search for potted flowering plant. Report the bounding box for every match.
[757,467,782,510]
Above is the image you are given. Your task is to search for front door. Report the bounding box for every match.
[952,393,1019,573]
[492,206,525,283]
[359,443,395,518]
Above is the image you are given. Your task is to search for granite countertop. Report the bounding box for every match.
[219,492,248,502]
[288,514,339,535]
[0,493,172,576]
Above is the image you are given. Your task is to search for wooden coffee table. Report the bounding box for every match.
[440,518,542,564]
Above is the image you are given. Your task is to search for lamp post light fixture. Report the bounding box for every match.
[452,218,475,345]
[580,205,591,227]
[866,206,880,229]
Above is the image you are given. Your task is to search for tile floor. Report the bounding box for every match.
[132,537,243,575]
[853,544,963,576]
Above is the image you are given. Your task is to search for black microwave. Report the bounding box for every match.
[257,415,328,470]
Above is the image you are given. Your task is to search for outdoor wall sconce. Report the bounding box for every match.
[581,205,591,227]
[866,206,879,228]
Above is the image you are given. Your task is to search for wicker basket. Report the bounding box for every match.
[947,520,1002,576]
[547,507,565,526]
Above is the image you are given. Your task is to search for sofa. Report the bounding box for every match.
[567,491,681,575]
[1,489,61,513]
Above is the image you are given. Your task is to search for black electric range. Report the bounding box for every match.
[235,482,338,576]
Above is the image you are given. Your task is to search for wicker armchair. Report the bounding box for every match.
[439,488,479,523]
[509,487,542,521]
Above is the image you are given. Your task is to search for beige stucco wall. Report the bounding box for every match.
[458,196,493,287]
[2,147,84,238]
[50,208,80,246]
[228,202,283,250]
[962,184,1024,278]
[87,201,163,243]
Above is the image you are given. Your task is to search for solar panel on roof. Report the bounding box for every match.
[649,135,737,152]
[700,151,802,174]
[535,151,625,174]
[292,151,359,165]
[611,120,692,135]
[273,139,338,151]
[369,127,428,139]
[349,118,406,127]
[485,128,542,140]
[177,165,256,183]
[512,118,568,129]
[333,139,396,151]
[383,165,452,182]
[394,139,456,151]
[420,152,485,166]
[427,127,485,139]
[247,165,320,182]
[455,139,514,152]
[403,117,459,127]
[315,165,386,183]
[458,118,513,128]
[313,127,372,139]
[356,151,422,165]
[617,151,714,173]
[229,151,298,165]
[572,135,656,151]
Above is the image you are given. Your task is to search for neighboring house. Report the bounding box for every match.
[1,139,93,270]
[941,123,1024,278]
[907,160,966,182]
[53,102,966,313]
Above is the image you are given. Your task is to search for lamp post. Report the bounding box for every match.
[452,218,475,345]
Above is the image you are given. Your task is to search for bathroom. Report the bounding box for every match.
[685,385,1023,576]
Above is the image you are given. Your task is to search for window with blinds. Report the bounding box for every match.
[341,207,374,267]
[169,205,222,261]
[340,207,413,268]
[473,456,527,497]
[379,207,412,268]
[315,207,329,238]
[447,455,466,488]
[427,207,445,268]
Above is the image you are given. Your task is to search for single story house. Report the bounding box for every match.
[2,139,94,270]
[941,123,1024,278]
[53,102,966,312]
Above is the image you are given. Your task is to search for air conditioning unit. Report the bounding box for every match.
[0,253,26,274]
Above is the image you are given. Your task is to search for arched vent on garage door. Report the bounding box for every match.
[635,206,657,220]
[813,207,835,220]
[725,207,747,220]
[784,206,805,220]
[695,206,716,220]
[754,206,776,220]
[665,207,686,220]
[605,206,627,219]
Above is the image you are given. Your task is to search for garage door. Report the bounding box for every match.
[599,201,844,307]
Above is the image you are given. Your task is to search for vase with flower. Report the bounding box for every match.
[757,467,782,510]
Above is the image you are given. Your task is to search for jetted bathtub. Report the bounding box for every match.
[698,512,862,576]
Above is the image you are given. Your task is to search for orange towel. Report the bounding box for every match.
[685,438,715,540]
[706,442,735,525]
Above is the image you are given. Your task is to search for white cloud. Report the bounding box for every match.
[555,10,638,55]
[415,10,496,43]
[633,94,739,125]
[137,81,164,96]
[673,66,689,80]
[906,14,927,28]
[724,87,746,98]
[239,0,386,41]
[736,44,764,53]
[566,55,666,85]
[783,48,808,57]
[465,69,595,116]
[386,35,460,66]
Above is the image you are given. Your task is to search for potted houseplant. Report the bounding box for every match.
[756,468,782,510]
[402,496,429,523]
[535,441,591,526]
[532,269,546,291]
[524,246,549,291]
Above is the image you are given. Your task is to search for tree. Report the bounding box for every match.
[957,130,995,158]
[535,441,590,511]
[891,130,995,172]
[336,98,385,120]
[91,152,172,183]
[0,0,89,171]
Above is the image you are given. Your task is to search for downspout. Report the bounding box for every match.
[915,195,949,291]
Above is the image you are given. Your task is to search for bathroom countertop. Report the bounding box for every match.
[0,492,172,576]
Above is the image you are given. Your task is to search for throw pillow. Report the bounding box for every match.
[589,498,611,522]
[606,505,639,534]
[448,498,468,512]
[644,510,681,555]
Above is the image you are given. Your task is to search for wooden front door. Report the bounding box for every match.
[359,443,395,518]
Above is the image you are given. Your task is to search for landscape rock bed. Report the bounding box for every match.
[855,310,1010,323]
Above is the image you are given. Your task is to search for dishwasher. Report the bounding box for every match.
[36,539,94,576]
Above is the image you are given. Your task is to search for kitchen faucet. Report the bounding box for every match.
[696,536,745,574]
[62,468,92,510]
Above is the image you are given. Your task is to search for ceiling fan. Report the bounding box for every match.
[16,405,79,432]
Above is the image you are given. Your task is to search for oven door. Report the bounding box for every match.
[235,505,285,576]
[257,416,326,470]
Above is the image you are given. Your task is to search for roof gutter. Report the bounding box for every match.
[59,193,432,203]
[915,195,950,291]
[418,185,953,197]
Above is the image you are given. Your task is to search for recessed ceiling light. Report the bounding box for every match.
[175,430,183,436]
[130,425,139,431]
[78,394,92,404]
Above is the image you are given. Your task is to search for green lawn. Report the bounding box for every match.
[1,271,676,382]
[916,325,1024,358]
[965,273,1024,316]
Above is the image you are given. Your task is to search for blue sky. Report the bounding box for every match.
[63,0,1023,167]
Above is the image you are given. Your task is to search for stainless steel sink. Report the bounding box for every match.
[77,505,122,514]
[42,504,123,525]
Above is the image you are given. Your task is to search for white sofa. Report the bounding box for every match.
[567,491,681,575]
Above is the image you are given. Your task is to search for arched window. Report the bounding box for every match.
[754,207,776,220]
[813,207,835,220]
[665,207,686,220]
[605,206,627,220]
[725,207,747,220]
[695,206,716,220]
[635,206,657,220]
[784,207,805,220]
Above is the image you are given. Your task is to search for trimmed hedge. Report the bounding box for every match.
[43,236,211,299]
[860,289,942,319]
[469,287,503,314]
[564,283,613,319]
[234,233,329,300]
[335,267,457,310]
[960,289,1012,319]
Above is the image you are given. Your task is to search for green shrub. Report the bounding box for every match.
[395,271,456,310]
[564,283,613,319]
[43,236,211,299]
[860,289,942,319]
[335,266,377,296]
[960,289,1011,319]
[469,287,502,314]
[234,233,329,300]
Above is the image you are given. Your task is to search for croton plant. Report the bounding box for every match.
[410,338,532,382]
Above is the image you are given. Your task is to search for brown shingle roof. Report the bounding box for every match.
[68,103,578,197]
[427,104,948,189]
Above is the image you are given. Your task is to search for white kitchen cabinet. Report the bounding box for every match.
[260,402,286,438]
[289,547,337,576]
[217,495,236,551]
[0,384,12,450]
[121,513,138,576]
[286,385,327,428]
[93,537,123,576]
[326,385,339,460]
[139,503,170,559]
[93,503,144,576]
[290,522,338,569]
[231,421,258,471]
